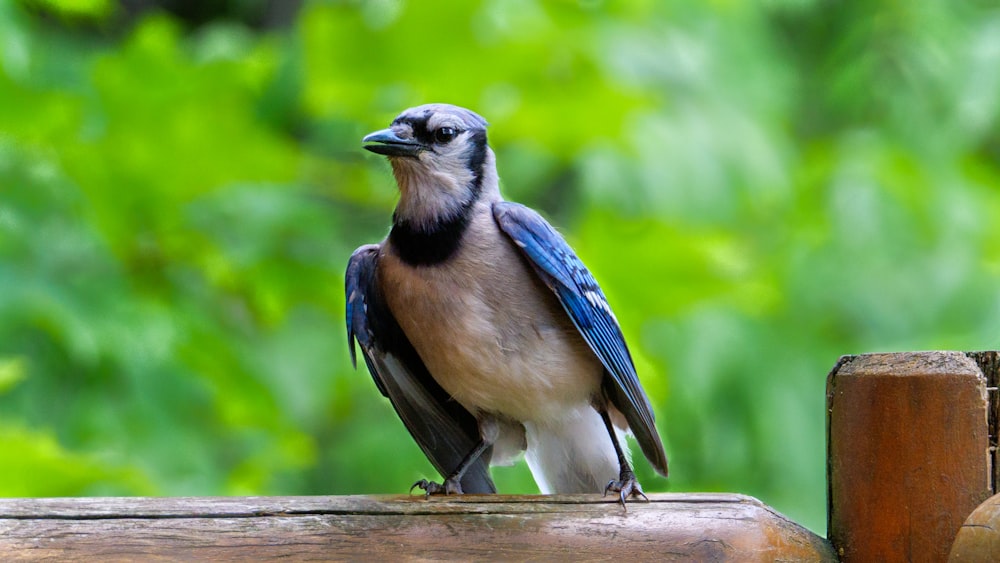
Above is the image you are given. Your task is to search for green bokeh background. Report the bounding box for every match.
[2,0,999,534]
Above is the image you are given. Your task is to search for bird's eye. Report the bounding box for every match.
[434,127,457,144]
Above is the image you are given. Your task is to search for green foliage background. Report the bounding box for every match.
[2,0,999,533]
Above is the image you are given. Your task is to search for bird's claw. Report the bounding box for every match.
[603,469,649,511]
[410,477,463,498]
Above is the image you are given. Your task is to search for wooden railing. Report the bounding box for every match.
[2,351,999,561]
[0,494,833,560]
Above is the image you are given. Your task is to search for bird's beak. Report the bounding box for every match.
[362,128,423,157]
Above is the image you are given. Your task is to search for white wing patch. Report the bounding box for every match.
[583,289,618,324]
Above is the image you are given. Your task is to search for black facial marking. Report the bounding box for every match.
[466,129,488,195]
[393,112,435,146]
[389,202,475,266]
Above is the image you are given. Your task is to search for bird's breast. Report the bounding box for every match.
[378,214,602,423]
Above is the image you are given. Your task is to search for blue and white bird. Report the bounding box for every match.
[346,103,668,505]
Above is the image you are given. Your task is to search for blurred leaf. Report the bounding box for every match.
[18,0,114,22]
[0,423,153,496]
[0,357,27,394]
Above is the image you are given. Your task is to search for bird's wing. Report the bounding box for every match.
[346,244,496,493]
[493,203,668,477]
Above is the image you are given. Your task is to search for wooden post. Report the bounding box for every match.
[0,494,835,561]
[827,351,994,562]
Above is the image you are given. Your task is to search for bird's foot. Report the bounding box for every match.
[604,468,649,511]
[410,477,463,498]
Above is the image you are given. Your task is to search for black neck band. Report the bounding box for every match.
[389,203,474,266]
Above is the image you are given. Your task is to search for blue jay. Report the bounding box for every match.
[346,104,668,506]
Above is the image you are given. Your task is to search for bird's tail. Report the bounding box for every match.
[524,407,626,494]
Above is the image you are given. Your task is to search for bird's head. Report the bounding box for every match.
[363,104,496,228]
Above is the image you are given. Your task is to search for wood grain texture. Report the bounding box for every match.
[827,351,992,563]
[0,493,835,562]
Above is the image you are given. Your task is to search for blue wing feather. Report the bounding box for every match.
[346,245,497,492]
[493,202,668,477]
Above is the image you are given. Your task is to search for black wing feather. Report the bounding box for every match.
[493,203,668,477]
[346,244,496,493]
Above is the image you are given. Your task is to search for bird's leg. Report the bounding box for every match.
[411,438,491,498]
[600,409,649,510]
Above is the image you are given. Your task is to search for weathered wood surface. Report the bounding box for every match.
[827,351,993,563]
[0,493,835,561]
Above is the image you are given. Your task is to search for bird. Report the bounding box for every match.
[345,103,668,506]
